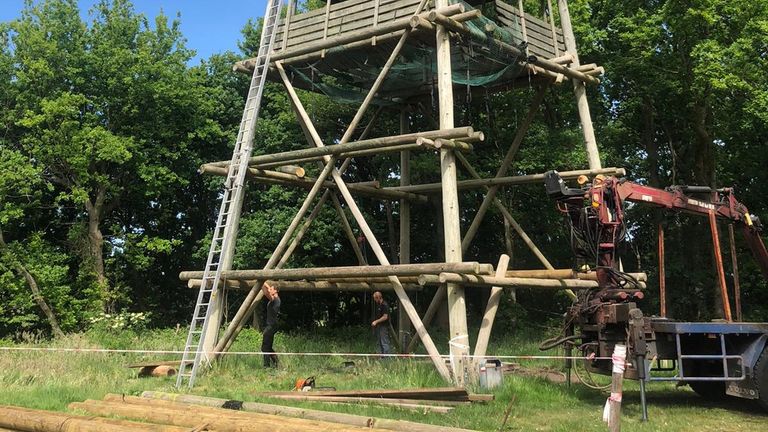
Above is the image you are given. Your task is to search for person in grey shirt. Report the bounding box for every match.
[371,291,391,356]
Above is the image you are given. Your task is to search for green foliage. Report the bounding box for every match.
[0,233,78,334]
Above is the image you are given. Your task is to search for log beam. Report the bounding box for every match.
[187,279,423,291]
[180,262,493,281]
[202,126,476,170]
[201,164,428,203]
[386,167,626,194]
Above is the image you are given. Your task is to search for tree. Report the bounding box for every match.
[10,0,209,312]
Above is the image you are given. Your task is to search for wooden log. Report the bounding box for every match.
[438,273,600,289]
[202,164,428,203]
[0,405,189,432]
[70,400,372,432]
[417,274,441,285]
[604,344,627,431]
[473,255,510,365]
[187,279,423,291]
[386,167,626,194]
[138,364,177,377]
[180,262,494,282]
[399,109,412,352]
[202,126,475,169]
[434,138,473,152]
[551,53,574,64]
[505,269,648,282]
[281,399,454,414]
[275,165,306,177]
[140,391,481,432]
[435,0,469,385]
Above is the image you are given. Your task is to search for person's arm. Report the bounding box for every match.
[371,306,389,326]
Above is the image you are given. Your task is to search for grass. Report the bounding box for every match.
[1,325,767,431]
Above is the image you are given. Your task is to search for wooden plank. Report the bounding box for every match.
[467,394,495,402]
[259,387,470,400]
[257,394,469,407]
[495,15,559,58]
[280,5,421,48]
[276,0,421,47]
[127,360,179,368]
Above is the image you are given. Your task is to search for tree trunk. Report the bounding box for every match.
[642,97,660,188]
[690,100,721,317]
[0,229,65,338]
[385,200,398,263]
[692,103,715,187]
[84,186,110,312]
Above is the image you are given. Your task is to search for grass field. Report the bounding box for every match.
[1,325,767,431]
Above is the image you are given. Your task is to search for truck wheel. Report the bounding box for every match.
[689,381,726,400]
[687,360,726,400]
[755,344,768,411]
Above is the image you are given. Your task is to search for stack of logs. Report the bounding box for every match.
[181,262,647,293]
[0,392,479,432]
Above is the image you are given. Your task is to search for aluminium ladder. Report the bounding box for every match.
[176,0,284,389]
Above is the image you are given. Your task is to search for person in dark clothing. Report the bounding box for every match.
[261,282,280,367]
[371,291,391,356]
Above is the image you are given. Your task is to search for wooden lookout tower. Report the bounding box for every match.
[177,0,624,387]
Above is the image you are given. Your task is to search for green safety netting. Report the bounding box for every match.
[284,1,533,105]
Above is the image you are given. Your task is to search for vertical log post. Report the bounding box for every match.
[399,108,412,351]
[556,0,601,169]
[473,254,511,378]
[436,0,469,385]
[603,344,626,432]
[709,211,732,321]
[658,223,666,318]
[728,224,742,321]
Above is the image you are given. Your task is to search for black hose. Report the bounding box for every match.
[539,334,584,351]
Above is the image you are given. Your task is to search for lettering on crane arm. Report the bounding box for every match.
[687,198,716,210]
[641,195,653,202]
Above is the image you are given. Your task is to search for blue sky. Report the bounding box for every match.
[0,0,269,64]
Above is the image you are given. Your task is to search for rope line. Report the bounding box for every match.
[0,346,610,360]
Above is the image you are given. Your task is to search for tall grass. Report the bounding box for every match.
[1,325,766,431]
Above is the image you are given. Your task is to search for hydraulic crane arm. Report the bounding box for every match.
[545,170,768,281]
[614,180,768,280]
